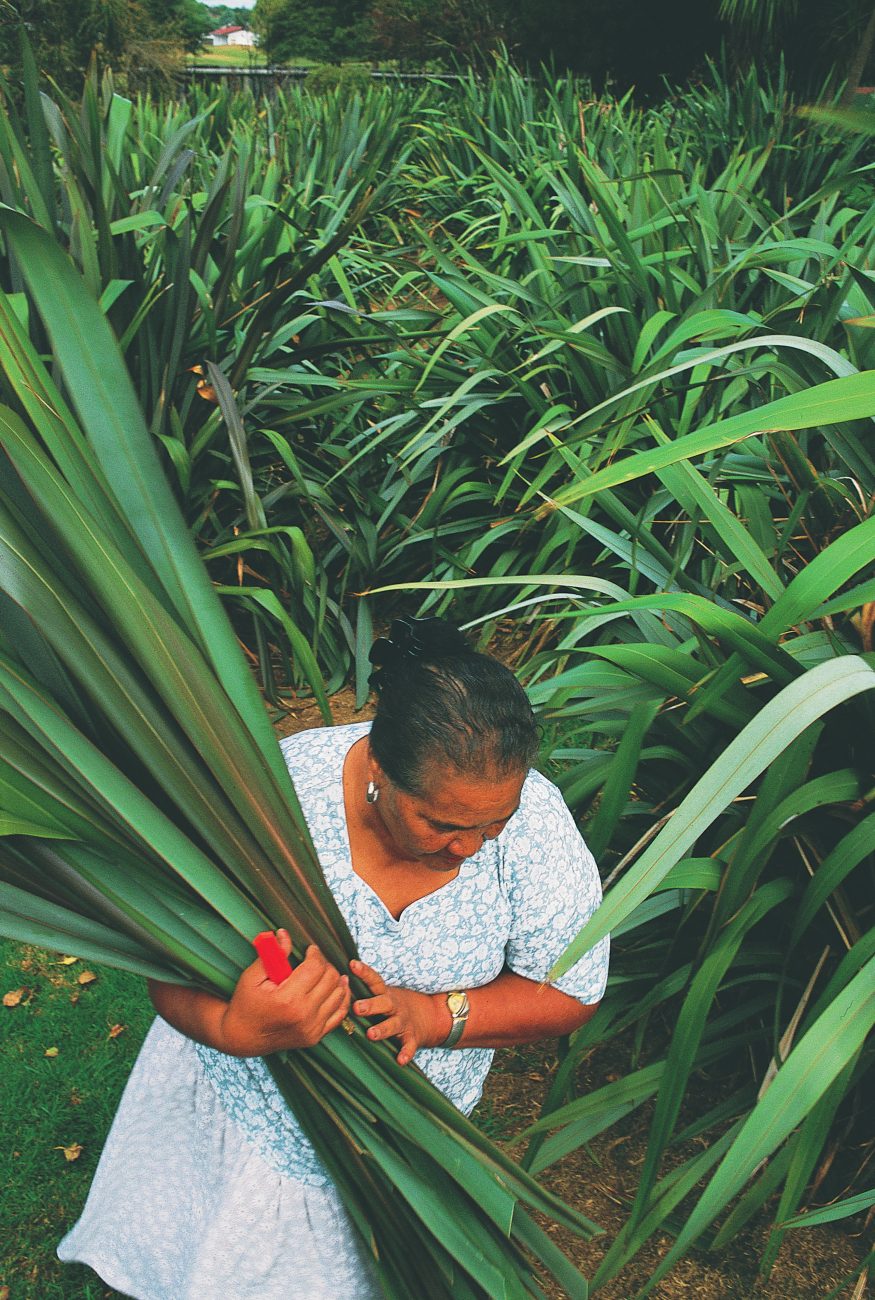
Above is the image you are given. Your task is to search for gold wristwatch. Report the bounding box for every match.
[443,990,470,1048]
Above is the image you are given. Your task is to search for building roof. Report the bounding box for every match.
[211,25,245,35]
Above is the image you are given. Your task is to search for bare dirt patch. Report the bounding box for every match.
[281,690,869,1298]
[482,1045,867,1299]
[274,686,368,738]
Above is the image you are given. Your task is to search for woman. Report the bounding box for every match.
[58,617,609,1299]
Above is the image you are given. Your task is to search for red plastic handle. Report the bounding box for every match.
[253,931,293,985]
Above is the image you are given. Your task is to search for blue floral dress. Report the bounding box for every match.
[58,723,609,1299]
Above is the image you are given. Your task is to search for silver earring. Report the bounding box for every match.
[366,781,379,804]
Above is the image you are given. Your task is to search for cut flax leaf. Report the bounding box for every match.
[0,215,596,1297]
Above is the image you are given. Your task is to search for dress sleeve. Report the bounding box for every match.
[498,770,609,1004]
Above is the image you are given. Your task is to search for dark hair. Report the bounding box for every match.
[368,617,539,795]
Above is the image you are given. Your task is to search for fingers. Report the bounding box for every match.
[349,958,385,995]
[363,1013,416,1066]
[265,945,349,1031]
[322,983,353,1035]
[309,962,350,1015]
[288,970,350,1047]
[349,973,428,1066]
[329,973,352,1016]
[294,950,349,1024]
[228,940,352,1052]
[364,1013,403,1043]
[396,1035,416,1067]
[302,973,350,1037]
[282,967,350,1047]
[293,945,342,997]
[349,960,402,1037]
[352,992,394,1019]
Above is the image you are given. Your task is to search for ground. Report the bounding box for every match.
[186,45,318,68]
[285,687,870,1298]
[187,45,269,67]
[0,686,867,1298]
[483,1046,868,1299]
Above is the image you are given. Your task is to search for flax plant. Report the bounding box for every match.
[4,50,873,692]
[0,47,428,698]
[376,475,875,1292]
[0,213,600,1300]
[2,44,875,1293]
[364,90,875,1278]
[372,338,875,1288]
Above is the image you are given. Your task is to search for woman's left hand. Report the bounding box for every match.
[350,959,446,1066]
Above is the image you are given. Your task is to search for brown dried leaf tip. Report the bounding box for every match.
[55,1142,84,1161]
[189,364,218,403]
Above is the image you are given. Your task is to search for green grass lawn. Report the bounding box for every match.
[188,43,267,67]
[186,45,318,68]
[0,941,153,1299]
[1,936,865,1299]
[0,936,515,1298]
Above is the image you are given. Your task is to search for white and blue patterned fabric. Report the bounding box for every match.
[58,722,609,1298]
[58,1018,383,1300]
[193,722,610,1186]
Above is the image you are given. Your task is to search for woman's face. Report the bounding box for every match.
[370,758,525,873]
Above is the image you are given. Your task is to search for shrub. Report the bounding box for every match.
[306,61,372,94]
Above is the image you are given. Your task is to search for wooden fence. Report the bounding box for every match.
[180,66,468,93]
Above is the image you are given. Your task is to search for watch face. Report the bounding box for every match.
[447,991,467,1017]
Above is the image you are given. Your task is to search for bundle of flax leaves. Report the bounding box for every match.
[0,211,598,1299]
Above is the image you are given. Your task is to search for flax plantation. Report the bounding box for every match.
[0,50,873,1298]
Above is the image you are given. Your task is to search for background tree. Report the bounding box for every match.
[200,3,256,31]
[720,0,875,100]
[0,0,211,91]
[252,0,372,63]
[169,0,215,50]
[369,0,508,68]
[511,0,720,93]
[253,0,719,88]
[0,0,127,91]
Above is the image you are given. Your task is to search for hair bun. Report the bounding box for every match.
[368,617,470,691]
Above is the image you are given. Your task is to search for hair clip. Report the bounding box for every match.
[368,616,443,666]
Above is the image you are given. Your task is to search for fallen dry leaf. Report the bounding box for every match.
[55,1142,83,1161]
[77,970,97,986]
[0,1284,10,1299]
[44,1046,59,1058]
[69,991,80,1005]
[58,955,79,966]
[3,987,27,1007]
[107,1023,126,1039]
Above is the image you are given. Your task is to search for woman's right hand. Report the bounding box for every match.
[219,932,351,1057]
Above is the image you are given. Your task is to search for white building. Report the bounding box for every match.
[208,25,258,47]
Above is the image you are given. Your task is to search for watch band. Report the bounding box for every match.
[442,989,470,1048]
